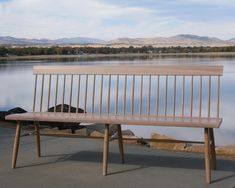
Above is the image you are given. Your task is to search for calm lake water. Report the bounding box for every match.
[0,55,235,146]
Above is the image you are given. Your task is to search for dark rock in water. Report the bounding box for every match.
[7,107,27,114]
[0,111,7,121]
[0,107,27,121]
[47,104,84,113]
[43,104,85,133]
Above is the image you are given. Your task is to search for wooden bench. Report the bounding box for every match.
[5,65,223,184]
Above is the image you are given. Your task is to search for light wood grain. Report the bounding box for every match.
[12,122,21,169]
[33,65,223,76]
[103,124,109,176]
[6,112,222,128]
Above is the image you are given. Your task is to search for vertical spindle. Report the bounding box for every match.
[100,75,103,114]
[156,75,160,116]
[33,75,38,112]
[164,75,168,116]
[140,75,143,115]
[84,74,88,113]
[123,75,127,115]
[107,75,111,114]
[92,75,96,114]
[61,75,66,112]
[47,75,51,110]
[217,76,220,118]
[148,75,151,115]
[173,76,176,116]
[208,76,211,117]
[54,75,59,113]
[199,76,202,117]
[182,76,185,116]
[190,76,194,117]
[40,75,45,112]
[69,75,73,113]
[132,75,135,115]
[115,75,119,114]
[76,75,81,113]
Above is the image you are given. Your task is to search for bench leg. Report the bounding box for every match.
[204,128,211,184]
[34,122,41,157]
[103,124,109,176]
[117,124,125,164]
[12,122,21,169]
[209,128,216,170]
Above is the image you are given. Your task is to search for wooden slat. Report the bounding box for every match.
[92,75,96,113]
[164,76,168,116]
[123,75,127,115]
[199,76,202,117]
[148,75,151,115]
[217,76,220,118]
[140,75,143,115]
[208,76,211,117]
[40,133,204,144]
[54,75,59,113]
[84,75,88,113]
[156,75,160,116]
[173,76,176,116]
[100,75,103,114]
[33,75,38,112]
[6,112,223,128]
[47,75,51,110]
[182,76,185,116]
[61,75,66,112]
[107,75,111,114]
[76,75,81,113]
[115,75,119,114]
[33,65,224,76]
[40,75,44,112]
[190,76,194,117]
[131,75,135,115]
[69,75,73,113]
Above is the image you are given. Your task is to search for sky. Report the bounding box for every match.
[0,0,235,40]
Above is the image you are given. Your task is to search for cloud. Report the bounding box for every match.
[0,0,234,39]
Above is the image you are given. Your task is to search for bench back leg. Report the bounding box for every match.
[209,128,216,170]
[34,122,41,157]
[204,128,211,184]
[12,122,21,169]
[117,124,125,163]
[103,124,110,176]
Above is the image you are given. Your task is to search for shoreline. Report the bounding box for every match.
[1,52,235,61]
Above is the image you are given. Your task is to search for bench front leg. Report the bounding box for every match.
[103,124,109,176]
[117,124,125,163]
[12,121,21,169]
[209,128,216,170]
[34,122,41,157]
[204,128,211,184]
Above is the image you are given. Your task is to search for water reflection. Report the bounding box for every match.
[0,56,235,146]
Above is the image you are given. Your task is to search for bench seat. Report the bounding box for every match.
[6,112,222,128]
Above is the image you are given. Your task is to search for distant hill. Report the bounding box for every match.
[108,34,235,47]
[0,34,235,47]
[228,38,235,43]
[54,37,105,44]
[0,36,105,45]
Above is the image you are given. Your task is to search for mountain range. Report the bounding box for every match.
[0,34,235,47]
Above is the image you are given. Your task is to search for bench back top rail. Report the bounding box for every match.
[32,65,223,118]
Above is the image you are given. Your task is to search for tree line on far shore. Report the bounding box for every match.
[0,45,235,57]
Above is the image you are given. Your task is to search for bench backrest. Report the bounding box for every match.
[32,65,223,118]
